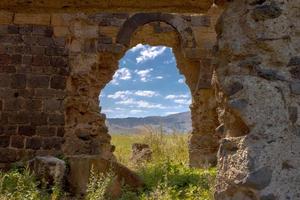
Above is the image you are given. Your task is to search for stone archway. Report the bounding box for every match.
[61,12,221,169]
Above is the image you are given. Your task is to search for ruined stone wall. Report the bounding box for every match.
[0,10,220,168]
[0,18,68,168]
[214,0,300,199]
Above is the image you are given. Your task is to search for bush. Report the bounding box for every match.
[0,168,63,200]
[85,167,116,200]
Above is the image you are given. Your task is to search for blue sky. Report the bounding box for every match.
[100,44,191,118]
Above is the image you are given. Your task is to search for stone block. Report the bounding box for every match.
[67,155,144,198]
[0,74,11,87]
[191,15,210,27]
[22,35,38,45]
[22,55,33,65]
[30,112,48,126]
[34,88,65,99]
[48,114,65,125]
[290,82,300,95]
[0,35,22,45]
[45,47,67,56]
[7,25,19,34]
[36,126,56,137]
[0,148,18,163]
[37,37,54,47]
[183,48,208,59]
[53,26,70,37]
[99,26,119,39]
[11,135,25,148]
[50,75,66,90]
[32,25,53,37]
[11,54,22,65]
[27,75,50,88]
[26,137,42,150]
[2,126,18,135]
[50,57,68,68]
[30,46,45,55]
[0,54,11,65]
[42,137,63,150]
[28,156,66,186]
[3,98,24,111]
[19,125,36,136]
[24,99,42,111]
[11,74,26,89]
[51,14,70,26]
[19,25,33,34]
[0,135,10,147]
[8,112,30,124]
[32,55,50,66]
[14,14,51,25]
[44,99,62,112]
[0,11,13,24]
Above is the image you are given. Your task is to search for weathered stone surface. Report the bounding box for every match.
[0,11,13,24]
[214,0,300,199]
[236,167,273,190]
[290,82,300,95]
[67,155,144,198]
[14,14,51,25]
[130,143,152,164]
[28,156,66,186]
[0,1,214,13]
[251,3,282,21]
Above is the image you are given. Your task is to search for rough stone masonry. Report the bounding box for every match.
[0,0,299,199]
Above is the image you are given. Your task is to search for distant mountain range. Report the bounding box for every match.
[106,111,192,134]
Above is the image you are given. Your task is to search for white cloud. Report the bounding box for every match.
[156,76,163,79]
[174,99,191,105]
[135,90,158,97]
[111,68,131,85]
[108,90,158,99]
[116,98,166,109]
[165,94,190,100]
[135,68,153,82]
[178,78,185,83]
[178,78,185,84]
[130,44,145,52]
[165,111,179,116]
[130,110,143,114]
[136,46,167,63]
[107,90,132,100]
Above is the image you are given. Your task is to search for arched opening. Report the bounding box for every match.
[99,43,216,199]
[63,11,221,199]
[100,44,192,161]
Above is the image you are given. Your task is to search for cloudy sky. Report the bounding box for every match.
[100,44,192,118]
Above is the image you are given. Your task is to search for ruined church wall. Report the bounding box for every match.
[214,0,300,199]
[0,10,219,168]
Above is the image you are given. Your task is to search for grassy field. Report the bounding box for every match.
[0,132,216,200]
[110,132,216,200]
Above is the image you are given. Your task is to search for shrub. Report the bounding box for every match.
[85,166,116,200]
[0,168,64,200]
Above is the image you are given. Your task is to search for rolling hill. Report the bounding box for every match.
[106,111,192,134]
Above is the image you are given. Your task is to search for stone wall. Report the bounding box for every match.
[0,10,220,168]
[1,1,299,199]
[214,0,300,199]
[0,22,68,168]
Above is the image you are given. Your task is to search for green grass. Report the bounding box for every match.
[0,132,216,200]
[0,168,63,200]
[110,132,216,200]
